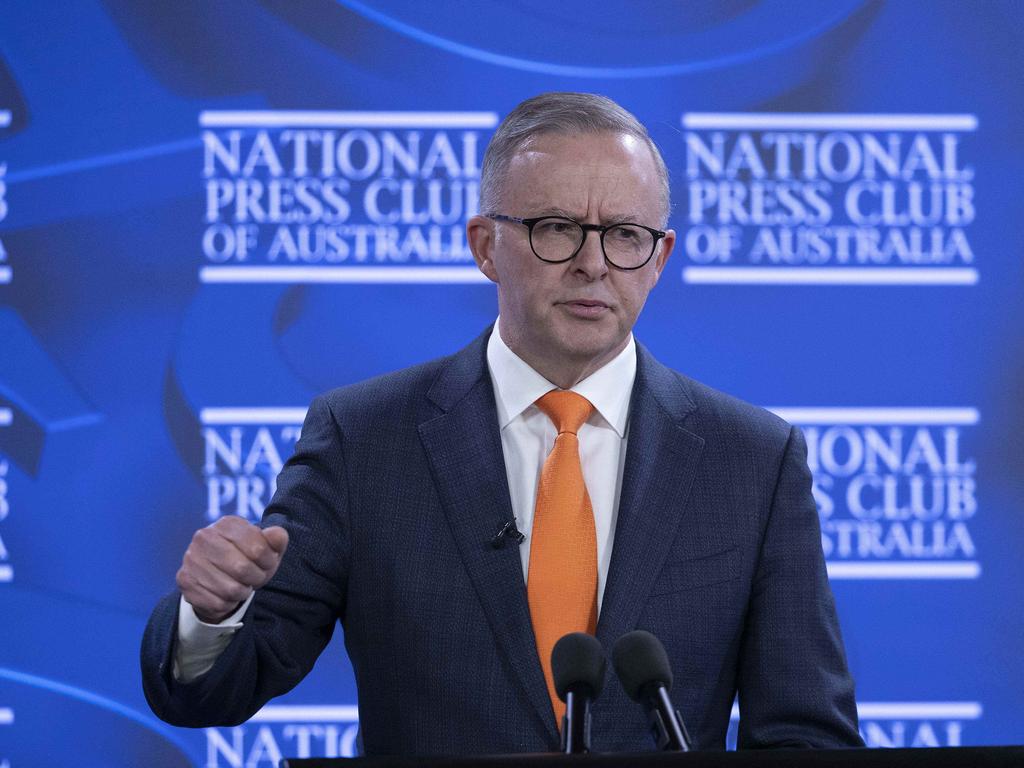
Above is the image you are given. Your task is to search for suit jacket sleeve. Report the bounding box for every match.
[141,394,351,727]
[736,425,863,748]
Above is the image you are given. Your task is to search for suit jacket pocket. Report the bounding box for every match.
[648,544,741,597]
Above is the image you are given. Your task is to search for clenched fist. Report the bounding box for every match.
[176,516,289,624]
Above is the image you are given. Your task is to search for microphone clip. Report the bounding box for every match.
[490,519,525,549]
[646,686,691,752]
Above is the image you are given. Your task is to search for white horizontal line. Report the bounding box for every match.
[205,407,981,428]
[827,562,981,579]
[729,702,982,720]
[200,266,490,284]
[0,565,12,583]
[0,111,10,128]
[682,267,979,286]
[201,408,307,425]
[0,707,13,725]
[0,266,11,284]
[859,702,983,720]
[249,705,359,723]
[682,113,978,131]
[199,111,499,129]
[0,408,11,426]
[768,407,979,425]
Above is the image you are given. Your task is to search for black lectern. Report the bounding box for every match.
[283,746,1023,768]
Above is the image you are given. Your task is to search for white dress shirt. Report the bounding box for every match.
[174,320,635,681]
[487,318,634,612]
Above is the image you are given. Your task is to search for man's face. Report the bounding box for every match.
[469,131,675,383]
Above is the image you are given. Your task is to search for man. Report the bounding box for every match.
[142,92,862,754]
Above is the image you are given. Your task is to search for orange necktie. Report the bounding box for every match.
[527,390,599,726]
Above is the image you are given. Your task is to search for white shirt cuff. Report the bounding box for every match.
[172,592,254,683]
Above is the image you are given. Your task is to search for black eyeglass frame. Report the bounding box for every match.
[485,214,667,271]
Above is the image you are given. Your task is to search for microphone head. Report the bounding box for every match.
[551,632,607,702]
[611,630,673,702]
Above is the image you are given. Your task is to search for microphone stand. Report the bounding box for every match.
[644,684,690,752]
[561,687,594,754]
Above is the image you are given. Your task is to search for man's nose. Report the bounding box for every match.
[572,230,609,279]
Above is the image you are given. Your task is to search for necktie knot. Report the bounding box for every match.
[535,390,594,435]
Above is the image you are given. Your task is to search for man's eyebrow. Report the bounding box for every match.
[603,212,648,224]
[526,206,581,219]
[526,207,648,224]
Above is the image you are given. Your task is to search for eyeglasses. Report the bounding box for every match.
[485,214,666,271]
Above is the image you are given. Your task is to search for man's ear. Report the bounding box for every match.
[651,228,675,284]
[467,215,499,283]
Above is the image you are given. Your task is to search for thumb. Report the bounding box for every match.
[262,525,289,556]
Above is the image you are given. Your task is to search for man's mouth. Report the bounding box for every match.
[560,299,612,317]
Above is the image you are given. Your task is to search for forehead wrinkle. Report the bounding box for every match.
[517,181,650,224]
[504,136,662,224]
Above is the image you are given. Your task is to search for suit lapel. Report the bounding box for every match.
[597,345,706,647]
[418,331,559,743]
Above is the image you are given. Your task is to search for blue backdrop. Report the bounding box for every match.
[1,2,1022,765]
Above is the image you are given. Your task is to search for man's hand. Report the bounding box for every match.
[176,516,289,624]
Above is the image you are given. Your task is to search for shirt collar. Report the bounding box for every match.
[486,317,636,438]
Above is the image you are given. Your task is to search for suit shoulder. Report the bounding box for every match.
[312,354,454,426]
[670,369,794,450]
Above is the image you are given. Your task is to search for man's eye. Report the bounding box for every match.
[608,225,642,242]
[537,220,577,236]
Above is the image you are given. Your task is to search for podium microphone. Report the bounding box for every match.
[611,630,691,751]
[551,632,607,754]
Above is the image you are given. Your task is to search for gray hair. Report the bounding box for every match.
[479,92,671,225]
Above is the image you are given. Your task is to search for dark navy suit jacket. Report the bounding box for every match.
[141,328,862,754]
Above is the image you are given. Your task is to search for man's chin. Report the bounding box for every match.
[553,332,627,369]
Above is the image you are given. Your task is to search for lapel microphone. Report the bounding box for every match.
[490,519,525,548]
